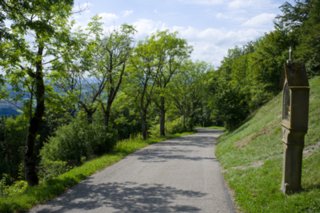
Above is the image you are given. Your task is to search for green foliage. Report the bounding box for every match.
[0,116,27,181]
[165,117,187,134]
[207,0,320,131]
[216,76,320,212]
[109,92,141,139]
[168,60,213,130]
[148,117,192,136]
[3,181,28,197]
[150,30,192,136]
[276,0,320,76]
[39,160,70,181]
[209,78,250,130]
[40,116,117,169]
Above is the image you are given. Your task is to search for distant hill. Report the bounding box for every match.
[0,101,20,117]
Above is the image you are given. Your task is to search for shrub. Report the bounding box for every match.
[39,160,70,181]
[149,117,187,137]
[0,175,28,197]
[0,116,27,181]
[40,117,117,178]
[165,117,187,134]
[212,86,250,130]
[4,180,28,196]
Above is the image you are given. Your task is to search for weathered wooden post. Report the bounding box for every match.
[281,52,309,194]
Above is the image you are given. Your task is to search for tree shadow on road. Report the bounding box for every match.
[130,130,221,163]
[35,181,206,213]
[131,146,217,162]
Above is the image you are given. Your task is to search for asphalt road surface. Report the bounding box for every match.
[30,128,235,213]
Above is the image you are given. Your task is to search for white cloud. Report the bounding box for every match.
[126,21,268,66]
[242,13,276,27]
[122,10,133,17]
[98,12,119,23]
[133,19,168,38]
[215,13,229,20]
[228,0,277,10]
[228,0,255,9]
[178,0,224,5]
[171,25,264,66]
[71,0,279,67]
[71,16,270,67]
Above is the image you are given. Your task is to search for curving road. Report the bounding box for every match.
[30,128,235,213]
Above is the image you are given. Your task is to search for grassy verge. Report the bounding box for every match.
[0,132,193,213]
[194,125,225,131]
[216,77,320,212]
[206,125,225,131]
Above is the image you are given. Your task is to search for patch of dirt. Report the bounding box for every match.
[231,160,264,171]
[303,141,320,158]
[235,123,277,149]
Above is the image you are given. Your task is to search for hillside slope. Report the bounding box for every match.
[216,77,320,212]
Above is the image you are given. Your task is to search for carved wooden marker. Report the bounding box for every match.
[281,62,309,194]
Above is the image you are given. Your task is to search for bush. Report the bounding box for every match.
[40,117,117,177]
[0,116,27,181]
[149,117,188,137]
[39,160,70,181]
[4,180,28,196]
[166,117,188,134]
[0,175,28,197]
[213,86,250,130]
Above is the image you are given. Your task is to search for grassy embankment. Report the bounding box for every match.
[0,132,192,213]
[216,76,320,212]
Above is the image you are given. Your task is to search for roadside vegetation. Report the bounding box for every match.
[214,1,320,211]
[0,131,192,212]
[216,77,320,212]
[0,0,319,212]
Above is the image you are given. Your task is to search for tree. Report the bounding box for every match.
[99,24,136,127]
[54,16,135,126]
[151,31,191,136]
[128,38,160,139]
[168,60,212,130]
[0,0,73,186]
[75,16,108,124]
[276,0,320,76]
[211,80,249,130]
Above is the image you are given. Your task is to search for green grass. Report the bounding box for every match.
[204,125,225,131]
[216,76,320,212]
[0,132,193,213]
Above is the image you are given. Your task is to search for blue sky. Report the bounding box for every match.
[72,0,293,67]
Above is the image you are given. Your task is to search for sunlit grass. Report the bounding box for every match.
[216,76,320,212]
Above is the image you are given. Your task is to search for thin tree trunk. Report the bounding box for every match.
[104,99,112,128]
[141,109,148,140]
[86,110,94,124]
[25,42,45,186]
[159,96,165,136]
[183,115,186,130]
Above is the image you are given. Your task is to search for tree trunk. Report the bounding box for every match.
[104,100,112,128]
[159,96,165,136]
[141,109,148,140]
[25,43,45,186]
[86,110,94,124]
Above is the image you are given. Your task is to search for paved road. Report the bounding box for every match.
[30,128,235,213]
